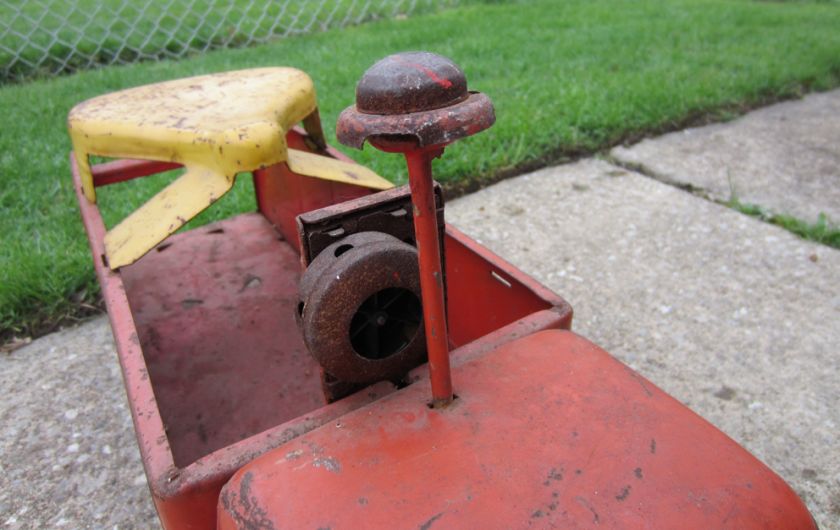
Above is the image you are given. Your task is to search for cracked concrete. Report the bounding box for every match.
[611,90,840,223]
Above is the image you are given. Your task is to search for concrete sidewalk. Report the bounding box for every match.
[2,90,839,529]
[611,89,840,223]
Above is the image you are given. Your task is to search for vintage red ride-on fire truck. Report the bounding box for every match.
[68,52,817,529]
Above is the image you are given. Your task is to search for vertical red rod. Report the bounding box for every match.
[404,148,453,407]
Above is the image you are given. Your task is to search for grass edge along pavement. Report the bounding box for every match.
[726,198,840,249]
[2,0,840,343]
[608,156,840,251]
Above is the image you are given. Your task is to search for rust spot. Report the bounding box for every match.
[221,472,277,530]
[285,449,304,461]
[240,274,262,292]
[615,485,631,501]
[419,512,444,530]
[312,456,341,473]
[181,298,204,309]
[543,467,563,486]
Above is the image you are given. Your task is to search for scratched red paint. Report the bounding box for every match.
[219,331,817,530]
[406,61,454,89]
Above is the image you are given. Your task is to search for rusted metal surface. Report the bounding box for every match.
[121,213,326,467]
[355,52,469,115]
[73,156,399,529]
[296,183,444,268]
[148,381,396,530]
[75,148,571,529]
[75,157,578,530]
[403,146,453,407]
[71,153,172,508]
[336,52,495,149]
[295,165,444,402]
[337,52,496,406]
[218,330,817,530]
[298,232,425,384]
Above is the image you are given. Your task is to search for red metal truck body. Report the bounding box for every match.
[73,129,574,528]
[70,61,816,529]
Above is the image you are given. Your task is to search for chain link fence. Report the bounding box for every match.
[0,0,460,83]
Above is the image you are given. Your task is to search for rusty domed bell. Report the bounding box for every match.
[336,51,495,150]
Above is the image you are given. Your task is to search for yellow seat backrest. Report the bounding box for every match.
[68,68,323,269]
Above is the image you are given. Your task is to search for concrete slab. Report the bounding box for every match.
[447,159,840,530]
[611,90,840,223]
[0,317,158,529]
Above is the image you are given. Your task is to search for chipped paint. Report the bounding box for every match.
[615,485,632,501]
[312,456,342,473]
[284,449,304,461]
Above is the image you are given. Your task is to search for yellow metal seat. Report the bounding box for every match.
[68,67,392,269]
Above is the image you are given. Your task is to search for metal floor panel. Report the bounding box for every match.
[121,213,325,468]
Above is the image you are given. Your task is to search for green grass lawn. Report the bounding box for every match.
[2,0,840,340]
